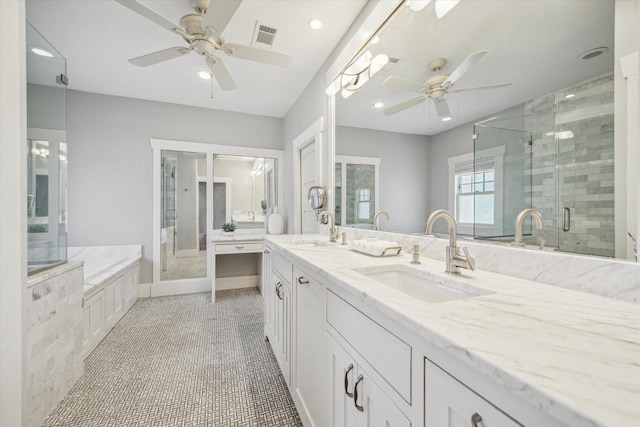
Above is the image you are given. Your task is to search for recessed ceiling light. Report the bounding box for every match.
[579,47,609,60]
[373,102,384,109]
[370,36,380,45]
[30,47,53,57]
[308,18,322,30]
[441,116,452,122]
[565,93,576,99]
[195,70,213,80]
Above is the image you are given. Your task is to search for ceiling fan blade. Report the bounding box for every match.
[202,0,242,35]
[114,0,180,32]
[383,96,428,116]
[223,43,292,67]
[443,50,488,87]
[448,82,512,93]
[383,76,426,93]
[433,98,451,117]
[206,56,237,91]
[129,47,191,67]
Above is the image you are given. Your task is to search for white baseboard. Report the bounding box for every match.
[149,278,210,297]
[139,282,151,298]
[216,275,259,291]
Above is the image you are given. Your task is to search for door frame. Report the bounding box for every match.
[292,117,324,234]
[150,138,283,297]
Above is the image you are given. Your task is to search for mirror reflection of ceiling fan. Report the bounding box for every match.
[115,0,292,91]
[382,50,511,118]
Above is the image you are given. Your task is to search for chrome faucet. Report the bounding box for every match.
[373,210,390,231]
[514,209,543,247]
[425,209,475,275]
[319,211,338,243]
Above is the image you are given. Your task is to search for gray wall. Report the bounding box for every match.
[66,90,282,283]
[27,83,65,130]
[336,126,430,233]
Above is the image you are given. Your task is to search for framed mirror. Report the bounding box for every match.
[329,0,636,259]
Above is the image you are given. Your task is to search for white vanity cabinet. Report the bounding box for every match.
[326,332,411,427]
[264,245,293,385]
[425,359,522,427]
[292,267,326,427]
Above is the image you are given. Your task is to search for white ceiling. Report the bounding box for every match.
[25,0,367,118]
[335,0,615,136]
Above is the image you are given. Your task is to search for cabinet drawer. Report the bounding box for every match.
[326,290,412,403]
[425,358,523,427]
[215,242,263,254]
[271,250,292,280]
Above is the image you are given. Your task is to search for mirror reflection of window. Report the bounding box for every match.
[160,150,207,281]
[335,157,379,229]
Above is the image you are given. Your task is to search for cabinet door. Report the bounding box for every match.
[293,268,326,426]
[262,249,272,338]
[280,279,292,385]
[105,275,124,331]
[82,290,105,358]
[123,264,139,312]
[271,270,284,356]
[425,359,523,427]
[356,364,411,427]
[326,333,358,427]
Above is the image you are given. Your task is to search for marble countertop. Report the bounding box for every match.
[69,246,142,297]
[265,234,640,427]
[210,233,265,243]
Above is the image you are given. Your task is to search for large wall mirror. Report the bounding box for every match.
[151,139,283,290]
[332,0,636,259]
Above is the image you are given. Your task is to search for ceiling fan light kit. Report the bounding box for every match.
[115,0,292,91]
[326,51,390,99]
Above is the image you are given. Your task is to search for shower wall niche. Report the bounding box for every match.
[26,22,68,274]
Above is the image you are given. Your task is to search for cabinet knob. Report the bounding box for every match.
[297,277,310,285]
[344,364,354,398]
[353,374,364,412]
[471,413,485,427]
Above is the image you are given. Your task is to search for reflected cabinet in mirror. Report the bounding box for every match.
[333,0,628,258]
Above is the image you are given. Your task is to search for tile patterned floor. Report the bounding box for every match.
[41,289,302,427]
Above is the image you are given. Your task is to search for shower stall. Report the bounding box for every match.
[472,73,615,257]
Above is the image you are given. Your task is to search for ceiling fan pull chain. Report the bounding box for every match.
[428,100,431,129]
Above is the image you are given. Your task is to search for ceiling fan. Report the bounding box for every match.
[382,50,510,117]
[115,0,292,91]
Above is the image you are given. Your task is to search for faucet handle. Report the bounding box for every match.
[461,246,475,271]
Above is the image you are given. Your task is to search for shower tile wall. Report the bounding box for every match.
[525,73,614,257]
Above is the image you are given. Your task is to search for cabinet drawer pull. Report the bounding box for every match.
[275,282,282,299]
[297,277,310,285]
[235,245,245,249]
[353,374,364,412]
[471,413,485,427]
[264,250,270,254]
[344,364,354,398]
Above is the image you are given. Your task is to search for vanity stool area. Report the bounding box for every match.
[210,232,265,302]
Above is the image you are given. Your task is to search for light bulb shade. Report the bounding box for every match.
[435,0,460,19]
[344,51,373,75]
[409,0,431,12]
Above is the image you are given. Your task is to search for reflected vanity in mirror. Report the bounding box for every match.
[151,139,283,289]
[331,0,633,259]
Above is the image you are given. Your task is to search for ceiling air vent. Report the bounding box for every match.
[252,22,277,50]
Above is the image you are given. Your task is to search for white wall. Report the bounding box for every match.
[66,90,283,283]
[336,126,430,233]
[0,2,26,425]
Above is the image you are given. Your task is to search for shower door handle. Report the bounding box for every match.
[562,207,570,232]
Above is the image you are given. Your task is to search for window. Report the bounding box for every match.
[356,188,371,220]
[448,147,505,235]
[335,155,380,228]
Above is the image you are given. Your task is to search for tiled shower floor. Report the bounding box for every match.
[41,289,302,426]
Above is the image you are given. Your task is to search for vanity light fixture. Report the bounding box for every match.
[308,18,322,30]
[30,47,53,57]
[373,101,385,108]
[435,0,460,19]
[409,0,432,12]
[195,70,213,80]
[565,93,576,99]
[326,51,389,99]
[441,116,452,122]
[370,36,380,45]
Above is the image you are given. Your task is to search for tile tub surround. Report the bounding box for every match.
[266,234,640,427]
[26,262,84,427]
[338,227,640,303]
[69,245,142,296]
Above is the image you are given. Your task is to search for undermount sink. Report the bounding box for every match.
[288,239,333,248]
[352,265,492,303]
